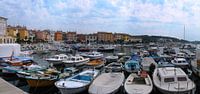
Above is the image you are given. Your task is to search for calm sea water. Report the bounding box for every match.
[2,46,200,94]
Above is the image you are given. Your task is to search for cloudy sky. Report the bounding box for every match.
[0,0,200,41]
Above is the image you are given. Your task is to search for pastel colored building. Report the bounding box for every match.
[77,34,86,43]
[54,31,63,41]
[86,33,97,43]
[97,32,114,43]
[66,32,77,42]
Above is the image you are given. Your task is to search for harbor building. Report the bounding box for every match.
[0,16,16,43]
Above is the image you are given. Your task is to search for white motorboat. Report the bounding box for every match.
[80,51,103,59]
[105,55,119,63]
[153,67,196,94]
[55,69,99,94]
[88,72,125,94]
[171,58,189,68]
[46,54,68,65]
[124,72,153,94]
[176,52,186,58]
[62,55,90,67]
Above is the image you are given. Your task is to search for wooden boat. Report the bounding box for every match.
[124,72,153,94]
[125,60,140,73]
[2,59,37,77]
[153,67,196,94]
[25,68,61,87]
[86,59,105,68]
[62,55,90,67]
[105,62,123,73]
[89,73,125,94]
[46,54,68,65]
[55,69,99,94]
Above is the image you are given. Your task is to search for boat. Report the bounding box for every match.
[25,68,61,87]
[78,46,90,52]
[16,65,45,79]
[97,45,115,52]
[86,59,105,68]
[89,72,125,94]
[2,59,37,77]
[117,56,131,64]
[46,54,68,65]
[141,57,157,72]
[105,55,119,63]
[55,69,99,94]
[124,71,153,94]
[171,58,189,68]
[176,52,186,58]
[62,55,90,67]
[105,62,123,73]
[80,51,103,59]
[125,60,141,73]
[131,53,141,62]
[153,67,196,94]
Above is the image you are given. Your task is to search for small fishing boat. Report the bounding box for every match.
[86,59,105,68]
[141,57,157,72]
[16,65,45,79]
[105,55,119,63]
[153,67,196,94]
[124,71,153,94]
[2,59,37,77]
[97,46,115,52]
[62,55,90,67]
[131,54,141,62]
[105,62,123,72]
[171,58,189,68]
[46,54,68,65]
[125,60,141,73]
[89,72,125,94]
[55,69,99,94]
[80,51,103,59]
[25,68,61,87]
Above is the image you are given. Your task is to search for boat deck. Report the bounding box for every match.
[0,78,28,94]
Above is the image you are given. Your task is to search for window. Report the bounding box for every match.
[164,78,174,82]
[177,77,187,81]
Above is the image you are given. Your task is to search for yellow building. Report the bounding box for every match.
[123,34,130,42]
[19,27,29,40]
[6,25,18,37]
[6,26,29,40]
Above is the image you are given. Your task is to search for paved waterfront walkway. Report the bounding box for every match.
[0,78,28,94]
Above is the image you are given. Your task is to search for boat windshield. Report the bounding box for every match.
[53,56,59,59]
[177,77,187,81]
[164,77,174,83]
